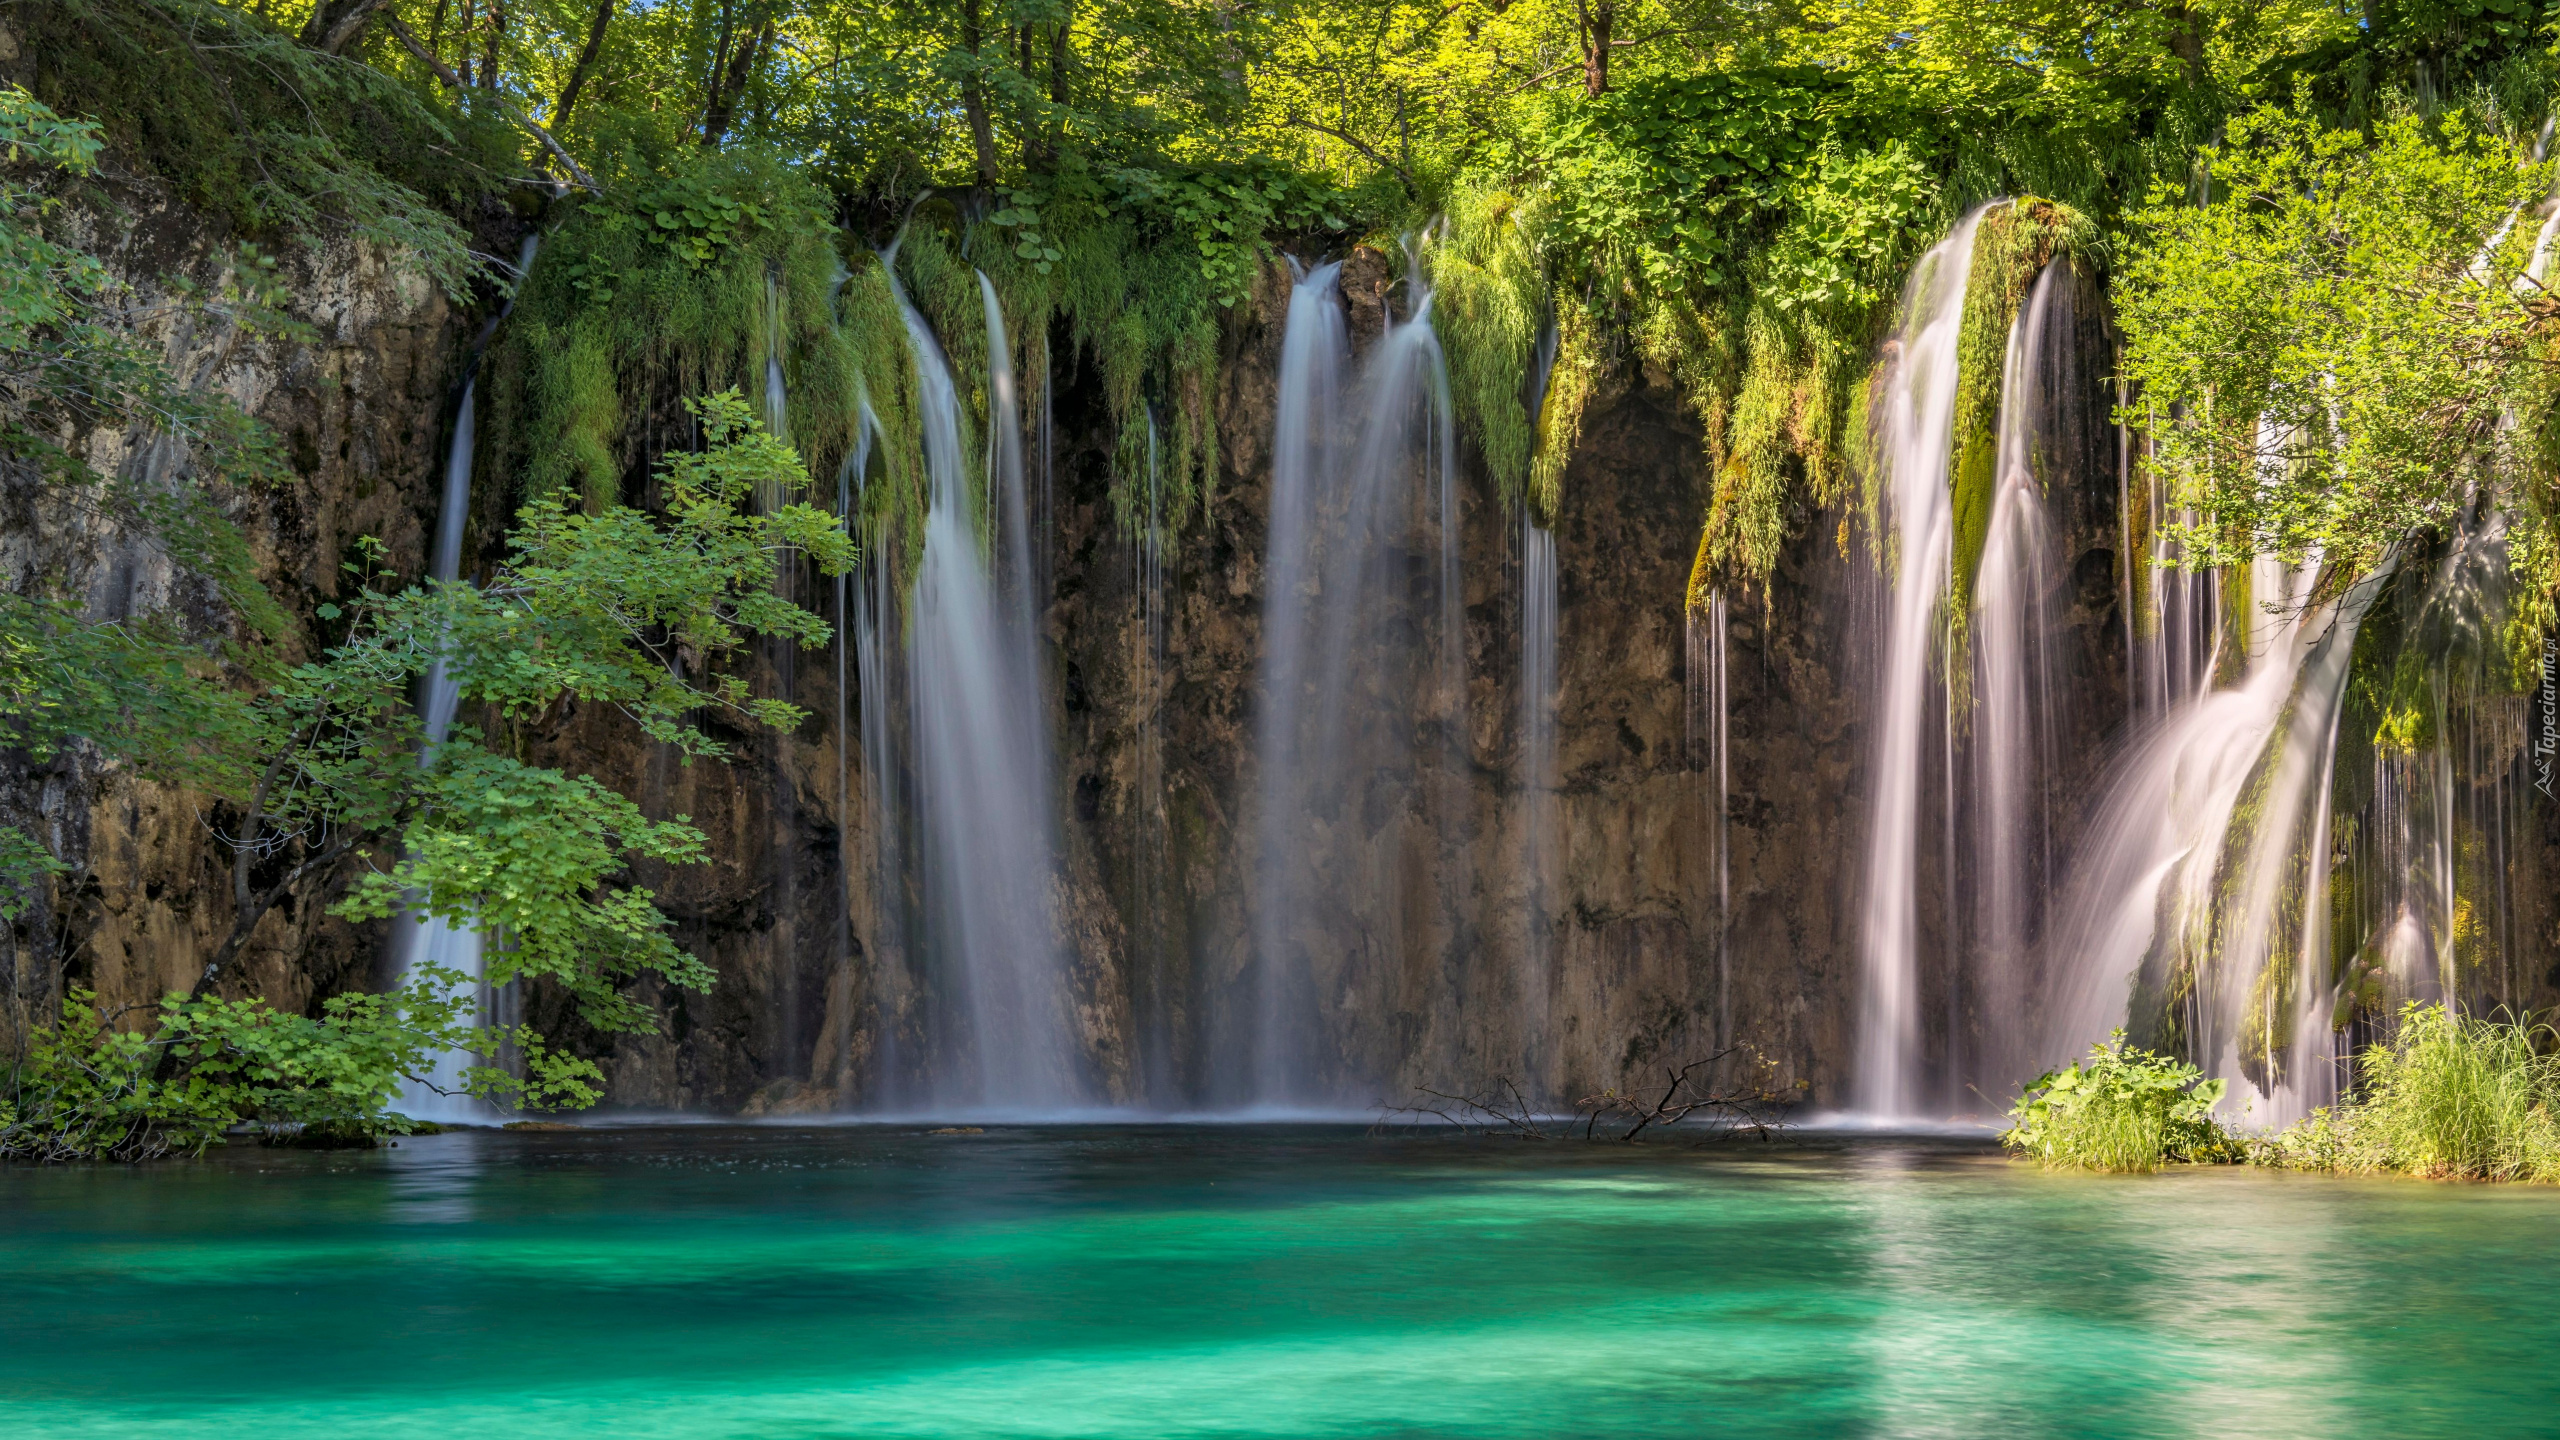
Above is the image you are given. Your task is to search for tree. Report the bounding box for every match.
[2117,106,2554,581]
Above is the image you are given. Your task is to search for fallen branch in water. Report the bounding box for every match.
[1377,1047,1792,1143]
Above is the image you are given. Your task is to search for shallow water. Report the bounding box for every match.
[4,1127,2556,1437]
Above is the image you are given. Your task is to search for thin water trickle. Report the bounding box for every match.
[389,375,490,1125]
[392,234,539,1124]
[1130,405,1173,1101]
[1854,206,1989,1119]
[1519,514,1558,1074]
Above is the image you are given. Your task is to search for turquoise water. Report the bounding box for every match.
[4,1126,2557,1437]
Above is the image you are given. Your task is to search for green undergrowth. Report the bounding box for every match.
[1430,184,1544,514]
[902,158,1345,543]
[482,150,924,564]
[489,153,1337,566]
[2260,1004,2560,1183]
[1945,199,2098,640]
[2004,1031,2239,1173]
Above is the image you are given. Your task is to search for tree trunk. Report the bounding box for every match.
[1045,5,1075,159]
[300,0,391,55]
[960,0,1002,187]
[1577,0,1613,97]
[553,0,616,135]
[700,5,773,147]
[479,0,504,90]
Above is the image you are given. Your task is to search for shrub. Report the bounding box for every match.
[2259,1004,2560,1182]
[2004,1031,2236,1173]
[0,982,474,1162]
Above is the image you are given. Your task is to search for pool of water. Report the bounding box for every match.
[4,1125,2556,1437]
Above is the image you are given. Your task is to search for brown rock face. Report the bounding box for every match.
[1,175,464,1056]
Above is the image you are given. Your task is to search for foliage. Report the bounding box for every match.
[0,87,293,635]
[1539,70,1823,295]
[3,391,855,1147]
[2257,1004,2560,1183]
[1430,183,1545,504]
[1947,198,2096,626]
[2118,106,2554,589]
[0,982,475,1161]
[483,150,893,515]
[2004,1031,2237,1172]
[22,0,504,300]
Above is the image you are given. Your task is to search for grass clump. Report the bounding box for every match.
[2259,1004,2560,1183]
[2003,1031,2236,1173]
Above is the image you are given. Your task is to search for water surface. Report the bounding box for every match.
[4,1126,2553,1437]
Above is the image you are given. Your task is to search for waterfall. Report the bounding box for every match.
[2041,557,2391,1123]
[1853,206,1988,1119]
[1246,261,1345,1105]
[1519,514,1558,1072]
[1130,405,1173,1101]
[1687,591,1733,1050]
[392,234,539,1125]
[389,377,491,1125]
[893,269,1085,1112]
[1963,258,2071,1100]
[762,270,789,443]
[846,393,916,1102]
[1248,251,1460,1107]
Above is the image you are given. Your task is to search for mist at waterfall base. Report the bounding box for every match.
[12,1127,2560,1439]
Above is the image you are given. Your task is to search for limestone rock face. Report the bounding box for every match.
[0,175,462,1054]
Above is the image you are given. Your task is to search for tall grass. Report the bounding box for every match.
[2264,1004,2560,1182]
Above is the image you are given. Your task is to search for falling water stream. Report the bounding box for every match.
[891,265,1084,1111]
[1963,257,2070,1101]
[1519,514,1558,1074]
[391,235,538,1124]
[1853,206,1988,1118]
[1248,249,1461,1107]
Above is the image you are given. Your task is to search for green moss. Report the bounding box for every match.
[1433,184,1545,504]
[484,151,912,537]
[1946,197,2097,627]
[23,0,509,300]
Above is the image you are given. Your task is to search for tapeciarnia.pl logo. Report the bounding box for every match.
[2539,633,2558,800]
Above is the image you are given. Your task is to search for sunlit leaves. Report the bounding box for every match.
[2119,106,2551,575]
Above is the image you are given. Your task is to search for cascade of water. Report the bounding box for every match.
[1248,250,1460,1106]
[393,234,538,1124]
[894,268,1084,1111]
[1964,258,2071,1099]
[834,387,885,1096]
[390,377,491,1124]
[1130,405,1172,1100]
[848,414,914,1101]
[2041,557,2391,1123]
[762,271,789,445]
[1519,513,1558,1066]
[1684,590,1732,1050]
[980,273,1042,693]
[1853,206,1989,1118]
[1246,261,1345,1105]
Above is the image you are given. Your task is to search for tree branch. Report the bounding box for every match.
[551,0,616,136]
[1284,113,1414,192]
[382,11,600,192]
